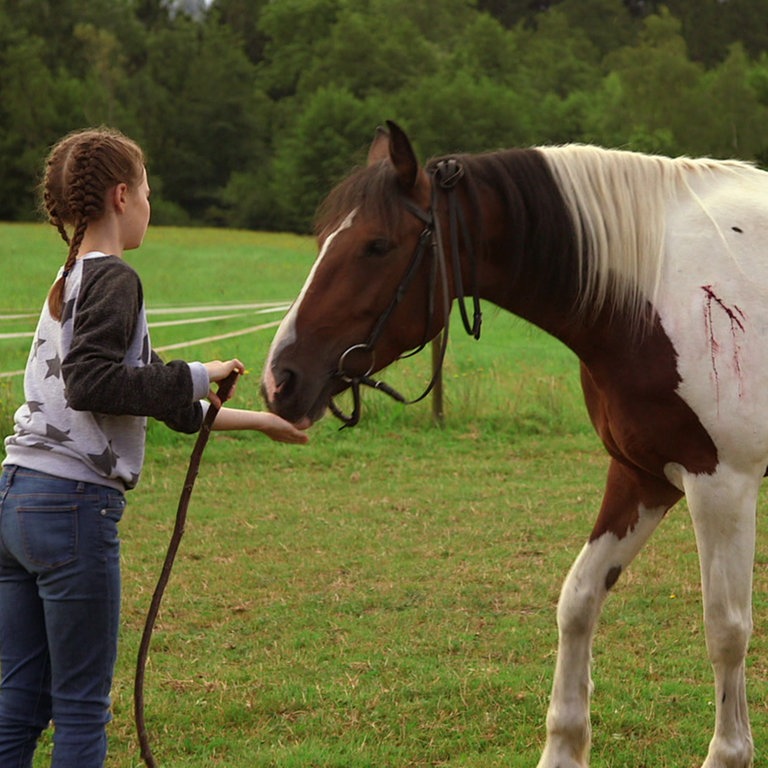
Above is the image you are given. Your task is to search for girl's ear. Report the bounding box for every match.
[111,183,129,213]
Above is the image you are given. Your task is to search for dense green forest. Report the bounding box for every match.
[3,0,768,232]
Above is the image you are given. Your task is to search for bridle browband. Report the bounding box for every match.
[329,158,483,428]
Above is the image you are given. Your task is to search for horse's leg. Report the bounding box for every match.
[537,459,681,768]
[676,464,758,768]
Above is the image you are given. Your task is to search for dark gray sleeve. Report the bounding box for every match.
[62,258,204,433]
[149,350,205,433]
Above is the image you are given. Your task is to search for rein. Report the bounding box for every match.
[330,159,482,427]
[134,370,239,768]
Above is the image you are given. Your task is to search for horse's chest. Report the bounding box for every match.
[580,327,719,477]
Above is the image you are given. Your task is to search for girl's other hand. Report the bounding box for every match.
[204,359,245,407]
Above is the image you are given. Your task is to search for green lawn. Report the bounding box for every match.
[1,223,766,767]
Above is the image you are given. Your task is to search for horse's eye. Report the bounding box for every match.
[364,238,392,258]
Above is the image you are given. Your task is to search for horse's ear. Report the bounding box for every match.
[367,121,420,190]
[367,125,391,165]
[386,120,419,190]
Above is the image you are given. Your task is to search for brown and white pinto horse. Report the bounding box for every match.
[262,121,766,767]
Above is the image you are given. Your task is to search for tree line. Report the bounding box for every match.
[2,0,768,233]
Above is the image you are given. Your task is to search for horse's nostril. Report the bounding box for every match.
[274,367,296,398]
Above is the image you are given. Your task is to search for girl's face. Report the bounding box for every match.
[123,166,151,251]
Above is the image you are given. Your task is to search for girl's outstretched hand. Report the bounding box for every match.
[211,407,310,443]
[255,412,311,444]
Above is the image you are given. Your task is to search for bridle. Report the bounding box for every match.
[329,158,483,427]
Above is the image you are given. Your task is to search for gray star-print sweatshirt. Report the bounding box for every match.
[3,252,210,491]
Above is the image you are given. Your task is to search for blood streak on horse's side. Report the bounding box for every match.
[262,121,765,768]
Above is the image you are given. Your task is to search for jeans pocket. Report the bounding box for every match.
[102,492,125,524]
[18,505,78,569]
[98,496,125,556]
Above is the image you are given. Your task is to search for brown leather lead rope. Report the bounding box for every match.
[134,370,240,768]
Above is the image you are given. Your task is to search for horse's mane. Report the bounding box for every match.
[315,142,761,329]
[536,144,760,323]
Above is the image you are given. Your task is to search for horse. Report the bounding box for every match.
[261,120,767,768]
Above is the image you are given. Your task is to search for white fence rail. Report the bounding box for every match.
[0,302,290,379]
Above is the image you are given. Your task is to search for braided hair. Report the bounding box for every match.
[42,127,145,320]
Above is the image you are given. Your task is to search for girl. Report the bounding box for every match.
[0,127,308,767]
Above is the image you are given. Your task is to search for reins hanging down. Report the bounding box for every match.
[134,370,240,768]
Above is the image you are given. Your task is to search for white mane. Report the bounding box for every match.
[538,143,760,324]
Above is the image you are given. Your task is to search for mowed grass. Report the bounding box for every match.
[1,223,766,767]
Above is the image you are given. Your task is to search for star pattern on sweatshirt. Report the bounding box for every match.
[24,401,44,422]
[32,335,46,360]
[8,263,150,488]
[45,423,73,444]
[61,298,77,325]
[87,443,120,475]
[44,353,62,380]
[21,440,54,452]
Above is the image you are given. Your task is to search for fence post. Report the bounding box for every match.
[431,335,444,427]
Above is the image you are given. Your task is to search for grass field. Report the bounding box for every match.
[1,223,766,767]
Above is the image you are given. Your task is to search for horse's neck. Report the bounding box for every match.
[468,145,672,355]
[472,185,585,347]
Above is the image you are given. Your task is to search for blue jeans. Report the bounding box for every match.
[0,465,125,768]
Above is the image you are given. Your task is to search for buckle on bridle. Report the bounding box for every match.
[434,158,464,189]
[337,343,375,382]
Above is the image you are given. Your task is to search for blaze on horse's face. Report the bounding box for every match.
[261,123,443,425]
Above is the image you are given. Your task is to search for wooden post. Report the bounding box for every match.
[431,335,444,426]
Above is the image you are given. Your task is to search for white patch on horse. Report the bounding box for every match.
[539,505,666,767]
[656,167,768,463]
[539,145,762,331]
[262,211,356,398]
[673,464,757,768]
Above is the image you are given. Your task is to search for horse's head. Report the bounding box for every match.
[262,122,454,426]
